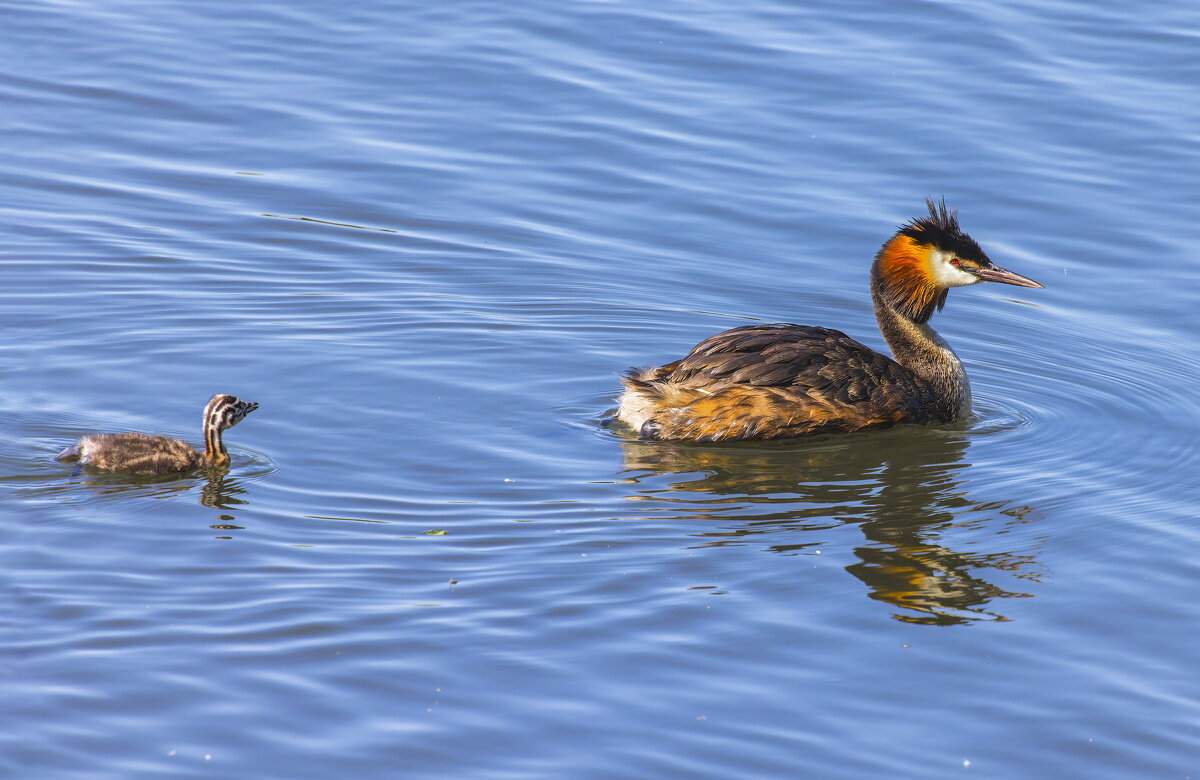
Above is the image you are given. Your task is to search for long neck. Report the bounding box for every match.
[202,416,229,467]
[871,238,970,419]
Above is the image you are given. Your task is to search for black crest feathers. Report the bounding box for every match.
[899,197,989,264]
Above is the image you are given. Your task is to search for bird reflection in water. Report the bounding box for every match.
[617,428,1044,625]
[197,469,250,510]
[54,466,252,514]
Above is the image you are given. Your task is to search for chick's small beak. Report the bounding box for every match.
[973,265,1044,288]
[245,402,260,414]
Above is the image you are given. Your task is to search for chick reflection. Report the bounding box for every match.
[618,429,1043,625]
[198,469,250,510]
[60,466,252,511]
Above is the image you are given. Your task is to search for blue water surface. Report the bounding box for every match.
[3,1,1199,777]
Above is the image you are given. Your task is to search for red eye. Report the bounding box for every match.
[950,259,961,265]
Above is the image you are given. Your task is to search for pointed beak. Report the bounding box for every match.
[245,402,260,414]
[973,265,1044,288]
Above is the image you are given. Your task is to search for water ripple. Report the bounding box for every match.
[5,0,1200,777]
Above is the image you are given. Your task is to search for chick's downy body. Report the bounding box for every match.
[57,394,258,475]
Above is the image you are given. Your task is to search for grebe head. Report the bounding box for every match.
[204,393,259,431]
[873,199,1043,323]
[200,393,258,468]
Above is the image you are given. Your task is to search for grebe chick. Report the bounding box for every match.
[617,200,1043,441]
[56,394,258,475]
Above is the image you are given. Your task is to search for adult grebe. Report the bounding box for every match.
[56,393,258,475]
[616,200,1042,441]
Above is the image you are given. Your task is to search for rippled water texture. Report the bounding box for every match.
[4,1,1199,777]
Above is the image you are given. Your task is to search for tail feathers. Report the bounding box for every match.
[618,363,715,439]
[617,366,670,436]
[620,365,663,391]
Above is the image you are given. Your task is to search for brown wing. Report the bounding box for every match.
[621,323,938,441]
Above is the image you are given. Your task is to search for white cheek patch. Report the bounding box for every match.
[929,248,981,288]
